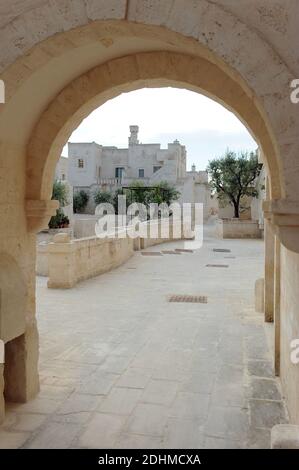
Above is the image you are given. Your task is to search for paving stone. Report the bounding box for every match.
[152,365,189,382]
[169,392,210,422]
[141,380,178,406]
[211,383,247,408]
[0,430,30,449]
[99,354,132,374]
[249,400,287,429]
[247,360,274,378]
[180,372,215,394]
[125,403,169,436]
[245,338,269,360]
[205,406,249,441]
[115,433,162,449]
[39,384,74,401]
[250,378,281,401]
[204,436,244,449]
[20,236,288,450]
[99,387,142,415]
[163,418,204,448]
[116,368,153,389]
[76,372,119,395]
[79,413,126,448]
[247,427,271,449]
[26,422,81,449]
[52,412,93,425]
[216,363,244,384]
[52,393,103,423]
[10,397,61,415]
[10,413,47,432]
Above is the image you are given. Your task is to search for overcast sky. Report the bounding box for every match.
[64,88,257,170]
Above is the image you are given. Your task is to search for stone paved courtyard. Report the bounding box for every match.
[0,230,288,448]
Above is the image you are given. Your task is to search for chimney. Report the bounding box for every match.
[129,125,139,146]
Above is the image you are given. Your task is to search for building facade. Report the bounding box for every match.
[67,125,213,218]
[68,125,187,188]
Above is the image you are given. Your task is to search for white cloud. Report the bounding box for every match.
[64,87,257,170]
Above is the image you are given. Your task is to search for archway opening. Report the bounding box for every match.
[27,83,283,449]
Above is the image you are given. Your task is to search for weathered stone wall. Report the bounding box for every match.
[47,232,134,289]
[280,247,299,423]
[36,242,49,276]
[216,218,262,239]
[46,218,193,288]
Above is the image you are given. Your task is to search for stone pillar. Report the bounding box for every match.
[0,234,40,423]
[274,236,281,376]
[47,233,76,288]
[0,364,4,423]
[264,218,275,322]
[255,278,264,313]
[4,321,39,402]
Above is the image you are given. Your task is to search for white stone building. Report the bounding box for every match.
[68,125,187,188]
[67,125,213,218]
[55,155,68,182]
[54,155,73,225]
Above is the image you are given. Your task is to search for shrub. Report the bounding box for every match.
[52,180,69,207]
[48,209,70,229]
[93,190,113,205]
[73,190,89,213]
[49,180,70,228]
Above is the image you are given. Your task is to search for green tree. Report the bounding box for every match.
[49,180,70,228]
[93,190,113,206]
[207,149,261,218]
[150,181,180,206]
[52,180,69,207]
[73,189,89,214]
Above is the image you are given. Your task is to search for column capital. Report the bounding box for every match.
[26,199,59,233]
[263,199,299,253]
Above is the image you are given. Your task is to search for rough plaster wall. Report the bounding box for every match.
[280,246,299,423]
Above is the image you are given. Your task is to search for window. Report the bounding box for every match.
[115,167,125,178]
[61,174,66,181]
[138,168,145,178]
[78,159,84,168]
[153,166,162,174]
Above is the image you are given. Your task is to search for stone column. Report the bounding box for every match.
[274,236,281,376]
[0,364,4,423]
[4,321,39,402]
[47,233,76,288]
[264,218,275,322]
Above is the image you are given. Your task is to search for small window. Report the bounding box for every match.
[78,159,84,168]
[115,167,125,178]
[153,166,161,174]
[61,174,65,181]
[138,168,145,178]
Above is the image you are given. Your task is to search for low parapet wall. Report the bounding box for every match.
[216,218,262,239]
[47,232,134,288]
[46,219,194,288]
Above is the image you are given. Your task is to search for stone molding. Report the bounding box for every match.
[26,199,59,233]
[263,199,299,253]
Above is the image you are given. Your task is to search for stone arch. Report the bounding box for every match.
[25,50,284,237]
[0,9,296,247]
